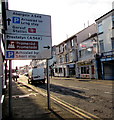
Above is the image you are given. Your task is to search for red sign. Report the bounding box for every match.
[81,44,86,48]
[7,40,38,50]
[28,28,36,33]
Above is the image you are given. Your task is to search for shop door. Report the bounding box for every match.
[104,61,114,80]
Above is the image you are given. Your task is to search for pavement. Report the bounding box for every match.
[2,79,63,120]
[2,76,113,120]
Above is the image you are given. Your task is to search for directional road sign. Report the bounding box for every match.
[6,10,51,36]
[5,10,52,60]
[5,34,52,60]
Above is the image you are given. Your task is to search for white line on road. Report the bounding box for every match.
[104,91,113,94]
[69,86,89,90]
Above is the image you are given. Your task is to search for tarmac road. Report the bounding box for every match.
[36,77,113,119]
[9,75,114,119]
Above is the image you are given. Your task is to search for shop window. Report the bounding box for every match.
[86,66,89,74]
[91,66,94,74]
[81,66,89,74]
[59,68,62,73]
[55,68,58,73]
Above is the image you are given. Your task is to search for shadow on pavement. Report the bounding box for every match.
[2,81,60,120]
[35,83,88,100]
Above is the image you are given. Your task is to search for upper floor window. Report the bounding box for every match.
[60,55,64,63]
[111,38,114,50]
[70,39,74,47]
[64,43,67,50]
[69,52,73,62]
[65,54,69,62]
[112,16,114,28]
[79,48,93,58]
[56,47,59,55]
[99,40,104,53]
[98,22,103,34]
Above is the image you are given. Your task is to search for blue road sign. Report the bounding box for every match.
[12,17,20,24]
[6,51,14,58]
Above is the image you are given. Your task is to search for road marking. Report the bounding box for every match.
[18,81,100,119]
[70,86,89,90]
[52,96,84,119]
[32,85,99,119]
[51,95,100,119]
[104,91,113,94]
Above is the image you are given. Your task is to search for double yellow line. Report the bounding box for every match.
[20,81,100,119]
[50,95,100,119]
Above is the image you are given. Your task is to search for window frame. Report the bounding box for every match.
[99,40,104,53]
[98,22,103,34]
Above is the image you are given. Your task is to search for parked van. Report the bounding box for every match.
[28,67,46,84]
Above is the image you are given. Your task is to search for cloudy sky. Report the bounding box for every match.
[8,0,113,46]
[8,0,113,68]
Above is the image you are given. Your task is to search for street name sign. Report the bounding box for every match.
[5,10,52,60]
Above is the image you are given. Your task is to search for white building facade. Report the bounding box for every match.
[75,23,98,79]
[76,33,98,79]
[95,9,114,80]
[54,24,98,78]
[54,35,77,77]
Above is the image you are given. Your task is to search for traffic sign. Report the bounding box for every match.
[5,34,52,60]
[6,10,51,36]
[6,51,14,58]
[5,10,52,60]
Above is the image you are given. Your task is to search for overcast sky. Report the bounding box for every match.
[8,0,113,46]
[8,0,113,68]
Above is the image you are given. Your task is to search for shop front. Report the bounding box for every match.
[67,64,75,77]
[54,65,67,77]
[76,59,96,79]
[100,51,114,80]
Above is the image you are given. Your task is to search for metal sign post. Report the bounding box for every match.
[9,60,13,118]
[46,59,51,110]
[4,8,52,116]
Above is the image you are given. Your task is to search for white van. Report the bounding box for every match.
[28,67,46,84]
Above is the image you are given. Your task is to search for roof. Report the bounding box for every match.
[95,9,114,22]
[55,23,96,47]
